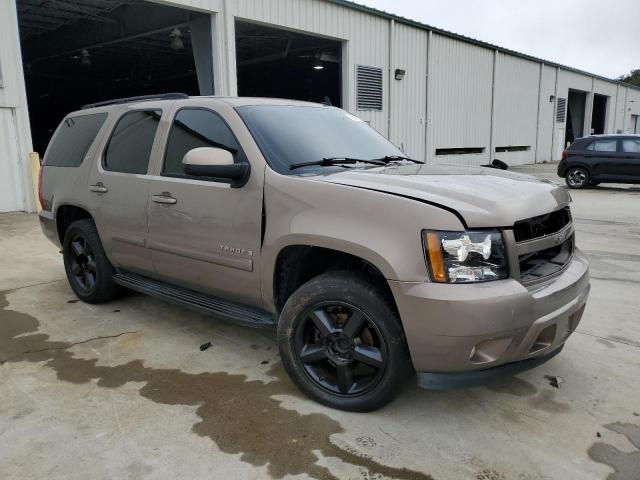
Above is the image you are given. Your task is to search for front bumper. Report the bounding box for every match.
[389,248,590,374]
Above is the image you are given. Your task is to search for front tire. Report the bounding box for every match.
[63,219,120,304]
[277,271,411,412]
[565,167,590,189]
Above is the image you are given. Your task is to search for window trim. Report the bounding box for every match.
[102,109,163,175]
[621,138,640,154]
[160,106,248,184]
[590,138,618,153]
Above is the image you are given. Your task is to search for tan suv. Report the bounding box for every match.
[38,94,590,411]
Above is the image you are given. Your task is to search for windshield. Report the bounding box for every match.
[236,105,404,174]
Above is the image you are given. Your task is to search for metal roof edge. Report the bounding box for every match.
[324,0,640,93]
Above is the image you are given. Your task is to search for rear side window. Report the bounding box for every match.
[621,139,640,153]
[592,139,617,152]
[163,108,239,177]
[44,113,107,167]
[104,110,161,174]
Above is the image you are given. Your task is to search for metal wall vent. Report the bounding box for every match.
[356,65,383,111]
[556,97,567,123]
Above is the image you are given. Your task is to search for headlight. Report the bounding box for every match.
[423,230,508,283]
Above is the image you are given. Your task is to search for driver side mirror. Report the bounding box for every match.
[182,147,250,186]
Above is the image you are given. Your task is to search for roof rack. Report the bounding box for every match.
[81,93,189,110]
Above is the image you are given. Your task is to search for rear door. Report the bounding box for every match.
[587,138,618,179]
[87,108,165,274]
[146,104,263,307]
[619,138,640,181]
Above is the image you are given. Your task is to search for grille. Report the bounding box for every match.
[519,235,574,282]
[513,207,571,242]
[356,65,383,111]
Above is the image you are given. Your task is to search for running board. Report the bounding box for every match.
[113,272,276,329]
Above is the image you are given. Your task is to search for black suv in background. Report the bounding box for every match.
[558,134,640,188]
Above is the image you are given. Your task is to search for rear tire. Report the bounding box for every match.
[63,219,120,304]
[277,271,411,412]
[565,167,589,189]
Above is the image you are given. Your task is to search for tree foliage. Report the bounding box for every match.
[619,69,640,87]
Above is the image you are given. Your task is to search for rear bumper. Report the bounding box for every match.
[557,161,567,177]
[390,248,590,373]
[38,210,61,249]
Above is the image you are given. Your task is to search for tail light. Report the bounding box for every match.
[561,151,568,161]
[37,166,45,209]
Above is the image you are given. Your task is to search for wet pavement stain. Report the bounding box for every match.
[527,390,571,414]
[0,292,432,480]
[588,422,640,480]
[484,377,537,397]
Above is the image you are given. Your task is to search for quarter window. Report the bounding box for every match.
[592,139,617,152]
[104,110,161,174]
[621,139,640,153]
[163,109,240,177]
[44,113,107,167]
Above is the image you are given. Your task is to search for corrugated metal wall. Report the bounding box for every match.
[536,65,558,162]
[3,0,640,211]
[492,53,540,165]
[0,0,33,212]
[389,22,428,160]
[426,35,493,165]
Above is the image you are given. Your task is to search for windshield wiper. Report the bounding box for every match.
[375,155,424,164]
[289,157,386,171]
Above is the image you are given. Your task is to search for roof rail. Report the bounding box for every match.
[81,93,189,110]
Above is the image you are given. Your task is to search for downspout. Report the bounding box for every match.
[425,30,432,163]
[622,87,629,132]
[388,19,395,141]
[534,62,544,163]
[550,66,559,160]
[488,49,498,162]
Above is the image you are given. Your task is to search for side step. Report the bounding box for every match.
[113,272,276,329]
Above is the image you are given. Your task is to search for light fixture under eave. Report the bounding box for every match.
[170,28,184,50]
[313,53,324,70]
[80,49,91,66]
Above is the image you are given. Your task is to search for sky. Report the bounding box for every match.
[358,0,640,79]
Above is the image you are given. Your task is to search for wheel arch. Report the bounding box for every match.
[55,204,94,245]
[269,239,400,316]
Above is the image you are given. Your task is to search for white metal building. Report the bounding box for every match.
[1,0,640,213]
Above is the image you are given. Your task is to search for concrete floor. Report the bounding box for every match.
[1,163,639,480]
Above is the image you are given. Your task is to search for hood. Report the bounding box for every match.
[314,164,571,228]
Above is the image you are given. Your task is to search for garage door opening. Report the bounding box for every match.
[591,94,608,135]
[235,21,342,107]
[565,89,587,144]
[17,0,213,155]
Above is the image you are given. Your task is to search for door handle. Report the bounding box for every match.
[89,183,108,194]
[151,193,177,205]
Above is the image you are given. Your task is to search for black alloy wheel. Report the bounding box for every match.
[278,271,411,411]
[68,233,98,291]
[62,219,120,304]
[294,302,387,396]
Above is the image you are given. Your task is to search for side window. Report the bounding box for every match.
[163,108,240,177]
[592,139,617,152]
[621,139,640,153]
[104,110,161,174]
[44,113,107,167]
[585,142,594,151]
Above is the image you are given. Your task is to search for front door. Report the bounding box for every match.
[146,106,263,307]
[619,137,640,181]
[587,137,618,179]
[87,108,164,274]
